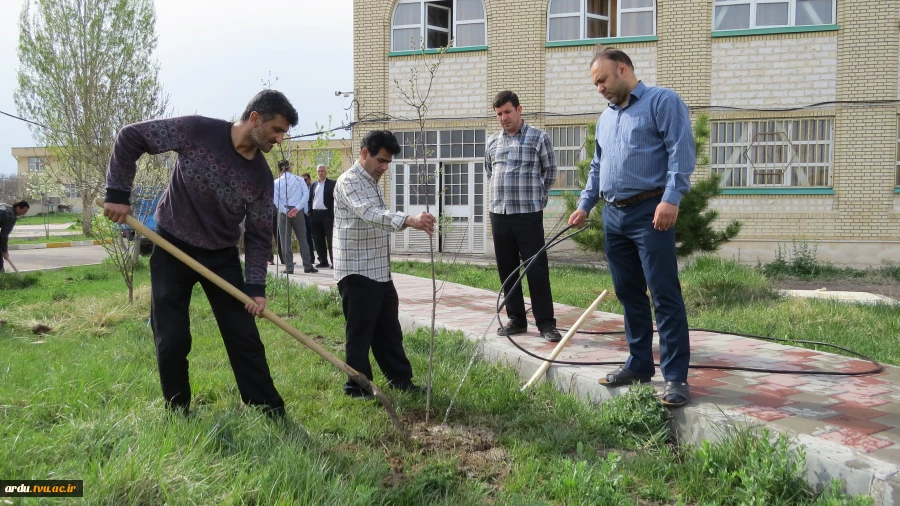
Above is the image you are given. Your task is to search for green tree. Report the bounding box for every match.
[563,113,741,257]
[302,118,345,178]
[15,0,168,235]
[563,122,604,252]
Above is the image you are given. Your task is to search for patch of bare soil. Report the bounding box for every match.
[383,420,510,489]
[772,279,900,300]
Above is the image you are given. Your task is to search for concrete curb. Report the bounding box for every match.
[8,240,106,250]
[394,308,900,504]
[280,272,900,504]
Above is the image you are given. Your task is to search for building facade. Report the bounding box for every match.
[353,0,900,266]
[10,146,80,216]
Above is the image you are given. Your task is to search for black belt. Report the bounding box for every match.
[310,209,331,213]
[608,189,664,208]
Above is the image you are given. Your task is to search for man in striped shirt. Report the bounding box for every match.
[485,91,562,343]
[569,47,695,408]
[333,130,435,399]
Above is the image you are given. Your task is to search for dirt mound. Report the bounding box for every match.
[384,422,510,488]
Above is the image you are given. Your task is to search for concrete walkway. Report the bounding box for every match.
[276,265,900,504]
[4,245,108,272]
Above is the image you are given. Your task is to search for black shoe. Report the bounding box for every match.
[540,327,562,343]
[284,269,294,275]
[345,389,375,400]
[316,263,330,268]
[304,267,318,273]
[497,322,527,336]
[388,381,426,394]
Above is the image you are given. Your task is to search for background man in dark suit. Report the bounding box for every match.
[308,164,336,268]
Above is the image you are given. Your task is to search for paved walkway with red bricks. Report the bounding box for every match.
[278,266,900,502]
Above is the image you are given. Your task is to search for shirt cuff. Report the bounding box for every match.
[244,283,266,298]
[392,212,409,231]
[662,188,683,207]
[577,199,596,214]
[105,188,131,205]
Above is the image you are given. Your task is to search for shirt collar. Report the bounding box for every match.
[609,81,646,111]
[352,162,377,185]
[503,121,530,138]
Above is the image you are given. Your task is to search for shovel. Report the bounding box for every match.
[96,198,406,435]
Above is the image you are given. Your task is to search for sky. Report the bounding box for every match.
[0,0,354,176]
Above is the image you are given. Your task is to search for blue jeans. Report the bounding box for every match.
[602,196,690,382]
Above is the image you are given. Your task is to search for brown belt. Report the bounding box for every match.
[608,189,664,208]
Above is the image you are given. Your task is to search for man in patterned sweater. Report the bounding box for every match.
[0,200,30,272]
[103,90,297,418]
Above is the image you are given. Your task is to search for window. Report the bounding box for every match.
[395,129,485,160]
[474,162,484,222]
[314,150,336,167]
[547,0,655,41]
[713,0,835,31]
[443,163,469,206]
[710,118,833,187]
[549,126,586,189]
[64,185,79,199]
[439,129,485,159]
[408,164,437,205]
[392,0,486,51]
[28,157,46,171]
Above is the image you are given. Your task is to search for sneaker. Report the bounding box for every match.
[540,327,563,343]
[316,263,330,268]
[497,322,527,336]
[388,381,426,394]
[304,267,319,273]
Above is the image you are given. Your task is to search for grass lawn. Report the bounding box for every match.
[8,234,92,245]
[392,256,900,366]
[0,264,869,505]
[15,212,81,226]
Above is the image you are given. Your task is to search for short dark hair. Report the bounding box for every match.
[13,200,29,210]
[361,130,401,156]
[240,90,299,127]
[590,47,634,70]
[277,159,291,172]
[300,172,311,179]
[492,90,519,109]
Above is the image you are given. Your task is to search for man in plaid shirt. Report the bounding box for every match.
[485,91,562,342]
[333,130,436,399]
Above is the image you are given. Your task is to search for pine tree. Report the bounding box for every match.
[563,113,742,257]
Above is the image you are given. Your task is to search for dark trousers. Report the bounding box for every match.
[0,254,4,272]
[337,275,413,393]
[304,214,315,261]
[602,196,691,382]
[309,209,334,266]
[490,211,556,330]
[150,228,284,412]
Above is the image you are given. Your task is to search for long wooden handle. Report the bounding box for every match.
[97,198,406,435]
[521,290,609,391]
[6,257,18,273]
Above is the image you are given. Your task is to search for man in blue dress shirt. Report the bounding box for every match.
[568,47,695,407]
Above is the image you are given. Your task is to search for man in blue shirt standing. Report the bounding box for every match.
[568,47,695,407]
[274,159,317,274]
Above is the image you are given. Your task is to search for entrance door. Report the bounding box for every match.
[391,162,438,252]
